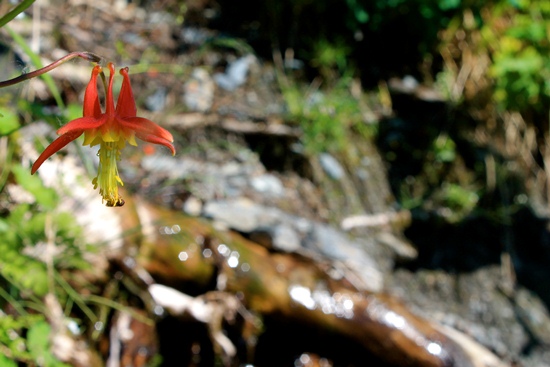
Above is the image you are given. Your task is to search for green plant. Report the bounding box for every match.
[0,163,95,365]
[0,314,71,367]
[0,3,169,365]
[485,0,550,113]
[281,77,375,155]
[309,38,352,82]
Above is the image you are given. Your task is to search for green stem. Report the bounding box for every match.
[54,271,98,323]
[0,0,35,29]
[83,294,154,325]
[0,286,27,315]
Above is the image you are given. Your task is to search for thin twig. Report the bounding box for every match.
[0,51,102,89]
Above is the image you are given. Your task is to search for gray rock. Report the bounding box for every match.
[388,266,545,363]
[272,224,301,251]
[183,68,215,112]
[203,198,384,291]
[142,154,265,201]
[306,223,383,291]
[250,174,285,197]
[145,87,167,112]
[214,55,255,91]
[250,224,302,252]
[319,153,345,180]
[204,198,268,232]
[515,287,550,345]
[181,27,211,46]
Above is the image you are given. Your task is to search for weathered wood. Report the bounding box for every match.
[129,201,502,367]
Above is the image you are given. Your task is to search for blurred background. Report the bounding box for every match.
[0,0,549,366]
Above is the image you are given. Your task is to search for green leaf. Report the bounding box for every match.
[346,0,369,23]
[433,135,456,163]
[0,354,18,367]
[438,0,460,11]
[27,321,51,360]
[0,218,8,232]
[0,107,19,136]
[27,321,69,367]
[11,164,58,209]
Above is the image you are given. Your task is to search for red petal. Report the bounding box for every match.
[84,66,102,117]
[31,130,84,174]
[105,63,116,116]
[57,116,106,136]
[117,116,174,143]
[135,132,176,156]
[116,67,137,118]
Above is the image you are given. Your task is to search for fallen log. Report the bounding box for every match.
[123,200,506,367]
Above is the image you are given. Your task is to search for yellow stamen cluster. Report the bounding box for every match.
[92,141,125,207]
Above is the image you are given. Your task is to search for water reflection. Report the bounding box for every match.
[366,299,448,359]
[178,251,189,261]
[153,305,164,316]
[227,251,240,268]
[123,256,136,268]
[94,321,104,331]
[202,248,212,258]
[217,243,230,256]
[288,284,354,318]
[289,285,316,310]
[158,224,182,235]
[382,311,405,329]
[427,342,442,356]
[293,353,331,367]
[296,353,311,367]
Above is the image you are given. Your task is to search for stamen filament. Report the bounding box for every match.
[92,141,125,207]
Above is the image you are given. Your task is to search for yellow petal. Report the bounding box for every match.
[83,130,98,146]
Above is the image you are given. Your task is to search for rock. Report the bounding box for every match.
[389,265,547,364]
[203,198,384,291]
[183,68,215,112]
[250,224,302,252]
[214,55,255,91]
[250,173,285,197]
[180,27,211,46]
[145,87,167,112]
[306,223,383,291]
[271,224,302,252]
[514,287,550,345]
[319,153,345,180]
[141,155,264,200]
[203,198,265,232]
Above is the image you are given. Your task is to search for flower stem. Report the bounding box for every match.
[0,51,103,89]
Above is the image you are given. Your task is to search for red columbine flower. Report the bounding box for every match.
[31,62,176,207]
